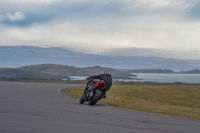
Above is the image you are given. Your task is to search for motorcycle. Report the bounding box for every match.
[79,78,106,105]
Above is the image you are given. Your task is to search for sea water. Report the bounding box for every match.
[68,74,200,83]
[131,73,200,83]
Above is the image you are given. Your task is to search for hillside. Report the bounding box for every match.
[178,69,200,74]
[0,64,132,79]
[0,68,56,79]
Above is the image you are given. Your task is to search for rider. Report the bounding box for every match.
[86,71,112,98]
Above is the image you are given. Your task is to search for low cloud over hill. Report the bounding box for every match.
[1,46,200,70]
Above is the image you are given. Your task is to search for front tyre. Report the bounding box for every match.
[89,90,101,105]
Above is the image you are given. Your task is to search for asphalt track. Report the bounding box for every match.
[0,82,200,133]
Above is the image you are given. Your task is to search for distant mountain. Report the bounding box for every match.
[0,46,100,67]
[1,46,200,70]
[101,47,200,60]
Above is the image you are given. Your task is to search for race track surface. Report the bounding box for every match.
[0,82,199,133]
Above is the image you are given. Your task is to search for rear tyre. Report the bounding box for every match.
[89,90,101,105]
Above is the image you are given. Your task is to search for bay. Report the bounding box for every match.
[68,74,200,83]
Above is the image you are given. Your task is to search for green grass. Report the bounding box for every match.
[62,85,200,119]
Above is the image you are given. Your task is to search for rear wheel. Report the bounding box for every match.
[89,90,101,105]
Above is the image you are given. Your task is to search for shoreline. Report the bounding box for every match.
[1,78,200,86]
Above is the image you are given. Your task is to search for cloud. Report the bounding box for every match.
[0,14,4,21]
[5,11,25,21]
[0,1,197,25]
[186,2,200,19]
[1,0,200,54]
[0,0,61,4]
[1,14,200,53]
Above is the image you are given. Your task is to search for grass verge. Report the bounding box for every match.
[62,85,200,119]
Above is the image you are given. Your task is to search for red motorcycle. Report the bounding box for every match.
[79,78,106,105]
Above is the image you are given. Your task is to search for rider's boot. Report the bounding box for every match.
[102,91,106,99]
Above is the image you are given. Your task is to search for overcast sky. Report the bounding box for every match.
[0,0,200,53]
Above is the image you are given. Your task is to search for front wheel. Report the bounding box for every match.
[89,90,101,105]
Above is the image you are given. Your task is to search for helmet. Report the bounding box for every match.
[103,71,110,75]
